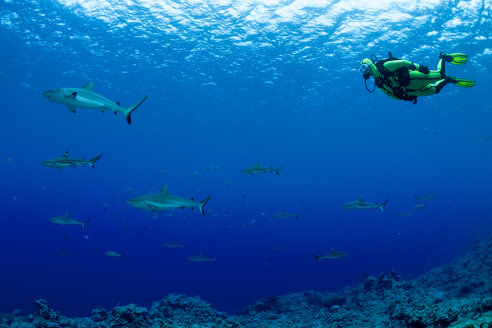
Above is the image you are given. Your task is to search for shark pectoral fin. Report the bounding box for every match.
[116,101,121,107]
[148,205,159,212]
[67,106,76,113]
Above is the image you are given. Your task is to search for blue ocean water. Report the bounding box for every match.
[1,0,491,317]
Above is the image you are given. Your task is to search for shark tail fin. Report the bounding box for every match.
[82,219,90,229]
[124,95,148,125]
[379,199,389,212]
[199,194,212,216]
[313,254,320,264]
[275,164,285,175]
[88,154,103,168]
[296,211,301,220]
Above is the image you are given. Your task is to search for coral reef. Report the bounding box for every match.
[1,236,491,328]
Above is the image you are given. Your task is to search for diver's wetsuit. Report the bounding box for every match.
[372,56,448,103]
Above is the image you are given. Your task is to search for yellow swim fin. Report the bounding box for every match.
[448,53,468,65]
[449,53,468,65]
[440,52,468,65]
[454,78,475,88]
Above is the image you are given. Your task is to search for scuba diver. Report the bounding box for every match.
[359,52,475,103]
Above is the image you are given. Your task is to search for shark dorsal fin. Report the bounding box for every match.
[62,152,69,158]
[160,185,168,193]
[254,162,260,167]
[83,81,94,91]
[331,248,335,252]
[64,212,68,218]
[359,196,365,202]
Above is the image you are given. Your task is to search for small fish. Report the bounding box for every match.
[41,151,102,170]
[240,162,285,175]
[105,250,123,258]
[272,211,301,220]
[161,242,185,248]
[393,211,413,218]
[49,213,89,229]
[342,197,388,212]
[187,254,217,263]
[313,248,349,263]
[414,203,427,210]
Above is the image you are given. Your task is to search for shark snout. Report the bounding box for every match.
[42,90,54,98]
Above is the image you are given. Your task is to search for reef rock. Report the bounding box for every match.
[1,236,491,328]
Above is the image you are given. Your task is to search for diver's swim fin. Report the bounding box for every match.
[440,52,468,65]
[448,53,468,65]
[453,78,475,88]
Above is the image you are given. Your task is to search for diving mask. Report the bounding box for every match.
[359,63,371,79]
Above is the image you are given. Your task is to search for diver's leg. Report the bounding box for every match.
[408,70,443,90]
[407,79,448,97]
[437,58,445,77]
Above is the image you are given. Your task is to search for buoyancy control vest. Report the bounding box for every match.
[373,53,417,104]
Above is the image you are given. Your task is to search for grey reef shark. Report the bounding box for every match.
[313,248,349,263]
[126,185,212,216]
[342,196,389,212]
[41,151,102,170]
[187,254,217,263]
[43,81,147,124]
[240,162,285,175]
[48,213,89,229]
